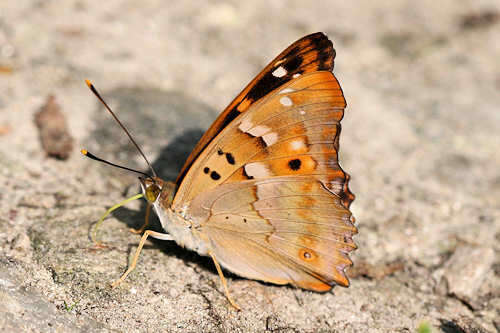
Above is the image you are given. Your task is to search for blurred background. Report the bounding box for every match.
[0,1,498,332]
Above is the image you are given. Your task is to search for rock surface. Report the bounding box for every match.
[1,1,499,332]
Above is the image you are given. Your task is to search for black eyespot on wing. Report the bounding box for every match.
[225,152,235,165]
[203,167,210,174]
[288,159,301,171]
[210,171,221,180]
[217,148,224,155]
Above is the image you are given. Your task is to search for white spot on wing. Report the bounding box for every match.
[279,88,295,94]
[244,162,272,178]
[238,118,253,132]
[293,73,301,78]
[272,66,287,78]
[240,120,276,145]
[280,96,293,107]
[262,132,278,146]
[290,139,306,150]
[299,110,306,115]
[247,125,270,137]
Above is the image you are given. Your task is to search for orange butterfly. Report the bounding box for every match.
[84,32,357,310]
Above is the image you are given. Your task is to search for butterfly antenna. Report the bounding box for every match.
[81,149,152,178]
[85,79,157,177]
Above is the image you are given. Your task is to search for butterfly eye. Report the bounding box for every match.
[145,184,161,203]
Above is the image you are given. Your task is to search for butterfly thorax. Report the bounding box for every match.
[140,177,209,255]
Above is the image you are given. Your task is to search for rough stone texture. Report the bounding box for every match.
[435,246,496,311]
[1,1,499,332]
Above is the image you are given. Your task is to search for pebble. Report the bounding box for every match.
[439,246,495,307]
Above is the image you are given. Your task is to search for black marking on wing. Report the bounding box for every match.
[225,152,235,165]
[219,108,242,132]
[288,159,302,171]
[210,171,221,180]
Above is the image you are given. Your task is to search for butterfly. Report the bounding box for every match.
[83,32,357,310]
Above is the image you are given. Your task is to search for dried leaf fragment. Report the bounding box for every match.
[34,95,74,160]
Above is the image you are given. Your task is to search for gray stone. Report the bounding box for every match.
[439,246,495,309]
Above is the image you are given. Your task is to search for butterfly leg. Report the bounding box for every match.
[111,230,173,288]
[130,202,151,234]
[208,251,241,311]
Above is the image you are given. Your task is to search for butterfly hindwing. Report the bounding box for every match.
[187,177,356,290]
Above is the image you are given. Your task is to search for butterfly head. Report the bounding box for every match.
[140,177,176,207]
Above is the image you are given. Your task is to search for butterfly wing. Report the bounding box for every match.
[188,177,356,290]
[171,34,356,290]
[176,32,335,186]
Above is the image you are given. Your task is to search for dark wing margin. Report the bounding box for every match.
[176,32,335,186]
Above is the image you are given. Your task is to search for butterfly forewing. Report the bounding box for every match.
[171,33,356,291]
[176,32,336,186]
